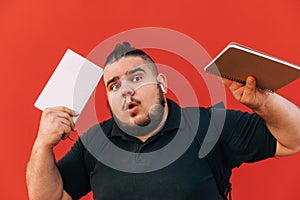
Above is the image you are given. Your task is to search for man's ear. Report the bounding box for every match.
[157,73,167,93]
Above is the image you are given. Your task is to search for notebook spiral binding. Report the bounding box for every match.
[208,71,274,93]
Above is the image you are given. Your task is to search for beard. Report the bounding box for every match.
[111,84,166,137]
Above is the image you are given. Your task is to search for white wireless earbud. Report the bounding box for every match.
[160,84,166,93]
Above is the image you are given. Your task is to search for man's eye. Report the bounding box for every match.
[111,83,121,91]
[132,75,143,82]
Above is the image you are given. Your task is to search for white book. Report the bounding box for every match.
[34,49,103,123]
[204,42,300,92]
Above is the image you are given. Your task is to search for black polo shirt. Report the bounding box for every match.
[57,99,276,200]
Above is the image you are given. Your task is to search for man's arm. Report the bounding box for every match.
[26,107,77,200]
[223,76,300,156]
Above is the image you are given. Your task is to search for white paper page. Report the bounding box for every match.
[34,49,103,123]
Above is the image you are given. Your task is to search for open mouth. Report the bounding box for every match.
[125,101,139,116]
[129,104,135,109]
[127,102,137,110]
[122,98,141,114]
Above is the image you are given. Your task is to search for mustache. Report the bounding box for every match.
[121,97,141,110]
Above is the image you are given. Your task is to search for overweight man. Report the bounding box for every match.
[26,42,300,200]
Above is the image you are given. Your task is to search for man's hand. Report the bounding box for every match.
[222,76,269,111]
[35,106,78,149]
[27,106,77,200]
[223,75,300,156]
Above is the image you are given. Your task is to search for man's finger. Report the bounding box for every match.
[222,78,244,91]
[243,76,256,98]
[52,106,79,117]
[60,123,72,140]
[56,111,77,132]
[48,107,78,131]
[59,118,73,129]
[221,78,232,88]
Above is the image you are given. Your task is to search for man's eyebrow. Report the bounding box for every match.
[125,67,145,76]
[106,68,146,88]
[106,77,119,88]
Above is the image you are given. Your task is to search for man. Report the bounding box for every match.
[26,42,300,200]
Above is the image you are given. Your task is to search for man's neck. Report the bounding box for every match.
[136,103,169,142]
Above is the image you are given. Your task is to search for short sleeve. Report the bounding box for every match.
[56,139,91,199]
[219,110,277,168]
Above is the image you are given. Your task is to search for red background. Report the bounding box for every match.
[1,0,300,199]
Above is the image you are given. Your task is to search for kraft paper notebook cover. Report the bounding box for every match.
[34,49,103,123]
[204,42,300,92]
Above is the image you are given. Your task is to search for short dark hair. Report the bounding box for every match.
[104,42,158,75]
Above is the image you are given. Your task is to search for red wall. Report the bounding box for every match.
[1,0,300,199]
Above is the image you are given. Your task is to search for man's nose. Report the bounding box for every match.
[121,85,135,97]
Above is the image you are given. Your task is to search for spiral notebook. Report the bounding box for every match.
[34,49,103,123]
[204,42,300,92]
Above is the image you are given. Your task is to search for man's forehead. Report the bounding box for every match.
[104,57,152,81]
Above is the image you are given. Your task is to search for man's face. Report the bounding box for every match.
[104,56,167,134]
